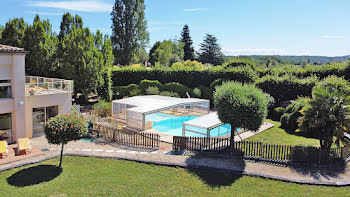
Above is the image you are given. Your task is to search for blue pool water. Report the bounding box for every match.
[145,113,236,137]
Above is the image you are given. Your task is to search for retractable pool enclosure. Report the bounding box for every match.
[183,112,232,137]
[112,95,210,131]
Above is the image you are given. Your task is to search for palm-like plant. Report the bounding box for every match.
[298,87,350,150]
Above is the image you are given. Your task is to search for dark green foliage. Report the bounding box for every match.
[111,0,149,65]
[198,34,224,65]
[138,79,163,94]
[113,84,139,99]
[111,67,256,89]
[0,18,26,47]
[97,69,113,101]
[92,100,112,117]
[180,24,195,61]
[22,15,58,77]
[280,97,310,132]
[145,86,160,95]
[298,87,350,149]
[0,25,4,40]
[265,93,276,111]
[197,85,212,100]
[163,82,191,98]
[273,107,285,121]
[148,40,184,66]
[214,81,268,132]
[192,88,201,98]
[255,75,317,102]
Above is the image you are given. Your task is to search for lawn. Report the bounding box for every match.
[1,156,349,197]
[246,119,321,147]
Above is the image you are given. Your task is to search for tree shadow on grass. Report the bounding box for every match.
[7,165,62,187]
[184,149,246,188]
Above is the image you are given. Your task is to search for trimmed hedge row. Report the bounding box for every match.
[111,68,256,88]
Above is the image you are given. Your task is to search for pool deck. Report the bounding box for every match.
[144,121,274,143]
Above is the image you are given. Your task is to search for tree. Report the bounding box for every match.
[148,40,184,66]
[0,18,26,47]
[0,25,4,40]
[298,87,350,150]
[111,0,149,66]
[22,15,58,76]
[45,113,87,167]
[180,25,195,61]
[198,34,224,65]
[214,81,268,149]
[57,13,105,102]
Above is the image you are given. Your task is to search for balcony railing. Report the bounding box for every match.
[25,76,74,96]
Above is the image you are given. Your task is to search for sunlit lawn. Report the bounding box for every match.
[1,156,349,197]
[246,120,321,147]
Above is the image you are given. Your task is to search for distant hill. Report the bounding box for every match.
[225,55,350,64]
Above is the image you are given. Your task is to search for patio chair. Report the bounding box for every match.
[0,141,8,159]
[16,137,32,155]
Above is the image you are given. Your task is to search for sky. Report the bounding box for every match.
[1,0,350,56]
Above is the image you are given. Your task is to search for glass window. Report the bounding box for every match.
[33,108,45,135]
[0,113,12,140]
[0,80,11,98]
[46,106,58,121]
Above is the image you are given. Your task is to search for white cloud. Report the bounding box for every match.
[25,11,62,16]
[184,8,208,12]
[222,48,312,56]
[320,35,345,39]
[29,1,112,12]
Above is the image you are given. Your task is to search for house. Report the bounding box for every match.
[0,44,73,143]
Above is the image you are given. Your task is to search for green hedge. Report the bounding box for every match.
[255,75,318,102]
[111,67,257,88]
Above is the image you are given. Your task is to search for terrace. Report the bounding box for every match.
[25,76,74,96]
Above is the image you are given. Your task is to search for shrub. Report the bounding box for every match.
[91,100,112,118]
[265,93,276,111]
[183,60,203,69]
[210,78,229,91]
[214,81,268,143]
[139,79,163,94]
[159,91,179,97]
[146,86,160,95]
[313,75,350,94]
[45,113,87,167]
[192,88,201,98]
[255,75,318,102]
[280,97,310,132]
[298,87,350,149]
[163,82,191,98]
[222,58,256,69]
[198,85,212,100]
[97,69,113,102]
[171,62,183,69]
[272,107,285,121]
[113,84,139,99]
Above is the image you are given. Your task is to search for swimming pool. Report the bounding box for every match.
[145,113,234,137]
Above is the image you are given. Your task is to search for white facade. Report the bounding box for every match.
[0,45,73,142]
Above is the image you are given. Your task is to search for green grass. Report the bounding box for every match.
[1,156,349,197]
[246,119,321,147]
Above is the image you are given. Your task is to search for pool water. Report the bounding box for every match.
[145,113,235,137]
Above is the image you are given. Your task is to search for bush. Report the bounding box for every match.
[192,88,201,98]
[222,58,256,69]
[183,60,203,69]
[214,81,268,133]
[139,79,163,94]
[210,78,229,91]
[159,91,179,97]
[146,86,160,95]
[272,107,285,121]
[265,93,276,111]
[45,113,87,167]
[256,75,318,102]
[113,84,139,99]
[97,69,113,101]
[198,85,212,100]
[280,97,310,131]
[163,82,191,98]
[91,100,112,118]
[313,75,350,94]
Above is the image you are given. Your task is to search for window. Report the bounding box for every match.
[0,113,12,141]
[33,106,58,135]
[0,80,11,98]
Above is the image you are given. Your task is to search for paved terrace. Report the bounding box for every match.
[1,135,350,186]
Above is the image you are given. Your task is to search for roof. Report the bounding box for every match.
[183,112,223,130]
[0,44,28,54]
[113,95,209,114]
